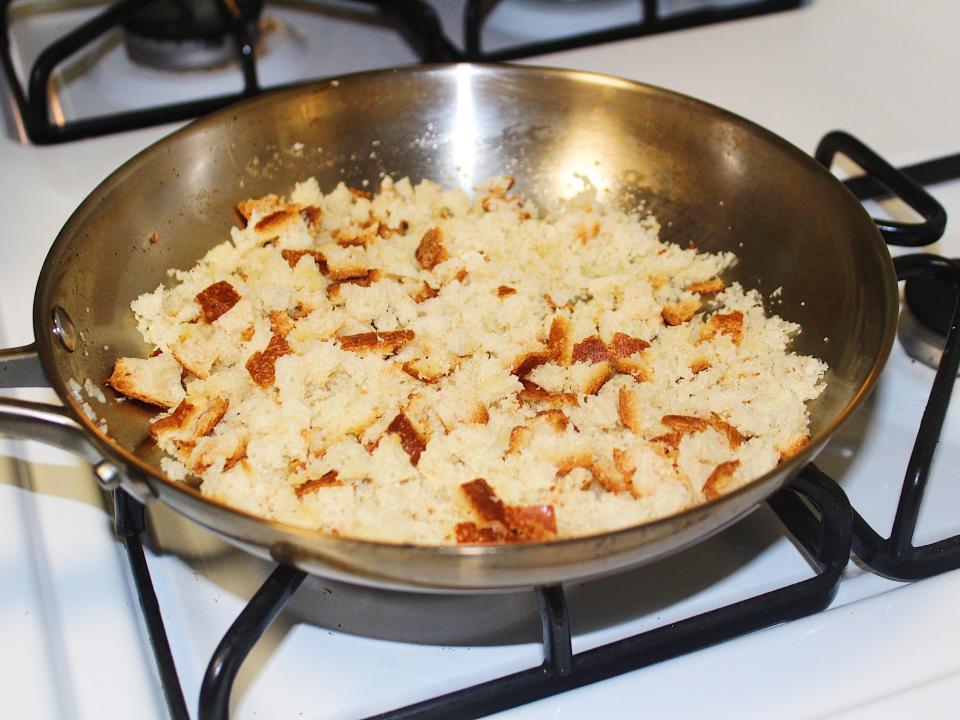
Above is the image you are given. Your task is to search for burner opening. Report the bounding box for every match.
[899,261,960,372]
[123,0,263,71]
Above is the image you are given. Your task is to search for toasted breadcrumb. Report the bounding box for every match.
[108,353,184,409]
[687,277,725,295]
[110,175,827,544]
[415,227,447,271]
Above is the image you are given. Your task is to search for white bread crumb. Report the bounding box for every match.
[112,176,827,545]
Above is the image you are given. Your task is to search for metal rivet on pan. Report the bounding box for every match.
[51,306,77,352]
[93,460,122,491]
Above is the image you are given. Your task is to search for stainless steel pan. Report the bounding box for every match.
[0,64,898,591]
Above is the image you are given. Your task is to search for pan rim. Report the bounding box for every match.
[31,63,898,567]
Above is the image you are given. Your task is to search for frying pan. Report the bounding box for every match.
[0,64,898,591]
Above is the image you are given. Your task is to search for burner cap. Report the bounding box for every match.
[899,259,960,372]
[124,0,262,40]
[124,0,263,71]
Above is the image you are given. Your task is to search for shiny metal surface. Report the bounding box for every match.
[0,343,49,388]
[0,396,102,464]
[0,64,898,590]
[51,306,78,352]
[898,304,960,374]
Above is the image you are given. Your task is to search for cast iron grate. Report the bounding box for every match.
[115,466,851,720]
[462,0,803,61]
[110,132,959,718]
[816,131,960,580]
[0,0,457,143]
[202,469,852,720]
[1,0,806,143]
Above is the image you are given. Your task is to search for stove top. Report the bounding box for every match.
[1,0,797,143]
[1,1,960,719]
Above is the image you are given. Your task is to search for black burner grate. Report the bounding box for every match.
[815,132,960,580]
[1,0,805,144]
[199,469,850,720]
[115,467,851,720]
[0,0,458,143]
[462,0,803,61]
[115,490,192,720]
[853,252,960,579]
[109,132,959,720]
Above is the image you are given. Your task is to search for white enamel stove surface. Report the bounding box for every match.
[1,1,959,718]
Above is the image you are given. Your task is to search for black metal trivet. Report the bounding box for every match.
[115,490,191,720]
[2,0,806,144]
[817,132,960,580]
[462,0,803,62]
[0,0,457,144]
[110,132,960,719]
[114,466,851,720]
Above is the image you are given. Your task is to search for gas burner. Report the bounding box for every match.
[123,0,263,71]
[900,260,960,372]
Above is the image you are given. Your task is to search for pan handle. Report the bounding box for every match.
[0,342,50,388]
[0,342,120,487]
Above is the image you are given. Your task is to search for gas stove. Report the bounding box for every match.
[1,0,797,142]
[1,2,959,719]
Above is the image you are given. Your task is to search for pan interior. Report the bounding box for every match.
[33,65,895,588]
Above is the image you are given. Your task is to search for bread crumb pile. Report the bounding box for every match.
[109,175,827,545]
